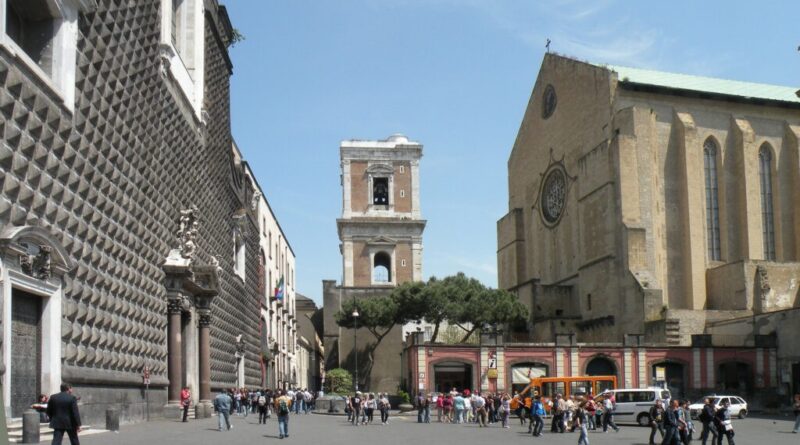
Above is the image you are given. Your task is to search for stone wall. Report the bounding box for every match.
[0,0,263,425]
[322,283,400,392]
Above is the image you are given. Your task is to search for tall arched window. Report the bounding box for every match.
[373,251,391,283]
[703,138,721,261]
[759,144,776,260]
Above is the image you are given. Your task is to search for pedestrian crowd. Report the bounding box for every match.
[345,391,393,425]
[361,387,772,445]
[211,387,315,439]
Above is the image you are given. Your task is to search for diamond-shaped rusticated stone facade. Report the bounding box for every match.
[0,0,262,419]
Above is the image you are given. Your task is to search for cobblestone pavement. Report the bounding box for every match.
[73,412,799,445]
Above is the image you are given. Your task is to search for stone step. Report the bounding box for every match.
[8,425,92,442]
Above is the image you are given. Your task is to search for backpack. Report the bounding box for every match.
[278,398,289,415]
[258,396,267,407]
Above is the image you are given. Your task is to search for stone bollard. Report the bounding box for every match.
[22,410,39,444]
[106,408,119,432]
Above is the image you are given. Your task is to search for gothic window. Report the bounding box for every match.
[703,138,721,261]
[759,144,776,260]
[373,177,389,205]
[373,252,391,283]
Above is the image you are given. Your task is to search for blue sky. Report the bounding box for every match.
[226,0,800,304]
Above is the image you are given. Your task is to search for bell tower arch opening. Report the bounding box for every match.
[373,251,392,284]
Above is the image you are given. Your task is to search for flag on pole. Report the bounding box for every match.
[274,276,284,300]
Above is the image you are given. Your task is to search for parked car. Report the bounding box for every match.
[688,395,748,419]
[606,388,672,426]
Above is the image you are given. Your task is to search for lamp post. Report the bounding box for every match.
[352,307,359,392]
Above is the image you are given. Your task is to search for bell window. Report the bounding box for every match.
[373,178,389,205]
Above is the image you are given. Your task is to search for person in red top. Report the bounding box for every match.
[442,394,454,423]
[181,387,191,422]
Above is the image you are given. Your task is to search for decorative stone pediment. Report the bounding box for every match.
[366,235,397,246]
[366,163,394,176]
[0,225,75,278]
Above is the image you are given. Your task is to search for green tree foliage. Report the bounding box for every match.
[451,287,527,342]
[334,274,528,385]
[325,368,353,394]
[413,272,527,343]
[419,273,484,342]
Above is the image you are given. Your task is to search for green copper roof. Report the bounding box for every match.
[597,63,800,105]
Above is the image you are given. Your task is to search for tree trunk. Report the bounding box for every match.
[459,326,479,343]
[430,320,441,343]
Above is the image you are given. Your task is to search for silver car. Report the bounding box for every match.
[688,395,748,419]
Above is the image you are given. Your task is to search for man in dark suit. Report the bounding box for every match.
[45,383,82,445]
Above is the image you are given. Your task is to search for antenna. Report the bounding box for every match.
[546,38,552,53]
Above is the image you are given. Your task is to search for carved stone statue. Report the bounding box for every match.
[250,191,262,211]
[176,205,199,260]
[19,244,52,280]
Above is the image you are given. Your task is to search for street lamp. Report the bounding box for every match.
[352,307,359,392]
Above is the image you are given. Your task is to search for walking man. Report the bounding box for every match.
[662,398,681,445]
[713,399,735,445]
[275,389,293,439]
[648,399,665,444]
[214,390,233,431]
[531,395,545,437]
[258,391,269,424]
[46,383,82,445]
[601,392,619,433]
[698,398,716,444]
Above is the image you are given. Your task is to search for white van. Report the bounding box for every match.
[606,388,672,426]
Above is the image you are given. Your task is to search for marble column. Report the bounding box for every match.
[167,297,183,404]
[198,309,212,403]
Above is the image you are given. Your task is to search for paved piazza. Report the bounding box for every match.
[74,412,799,445]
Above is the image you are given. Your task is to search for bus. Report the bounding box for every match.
[517,376,617,412]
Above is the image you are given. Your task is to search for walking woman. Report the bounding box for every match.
[793,393,800,433]
[500,393,511,428]
[379,393,391,425]
[576,401,590,445]
[365,393,376,424]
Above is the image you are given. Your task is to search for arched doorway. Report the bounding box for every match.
[510,362,548,395]
[652,362,686,398]
[718,362,753,394]
[586,356,617,377]
[433,361,474,393]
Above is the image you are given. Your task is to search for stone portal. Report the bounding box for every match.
[10,290,41,418]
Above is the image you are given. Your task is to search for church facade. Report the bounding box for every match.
[495,54,800,400]
[0,0,284,424]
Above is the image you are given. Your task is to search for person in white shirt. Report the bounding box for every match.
[474,394,487,427]
[463,394,472,423]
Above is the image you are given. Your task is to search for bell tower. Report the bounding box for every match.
[338,134,425,288]
[323,134,426,392]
